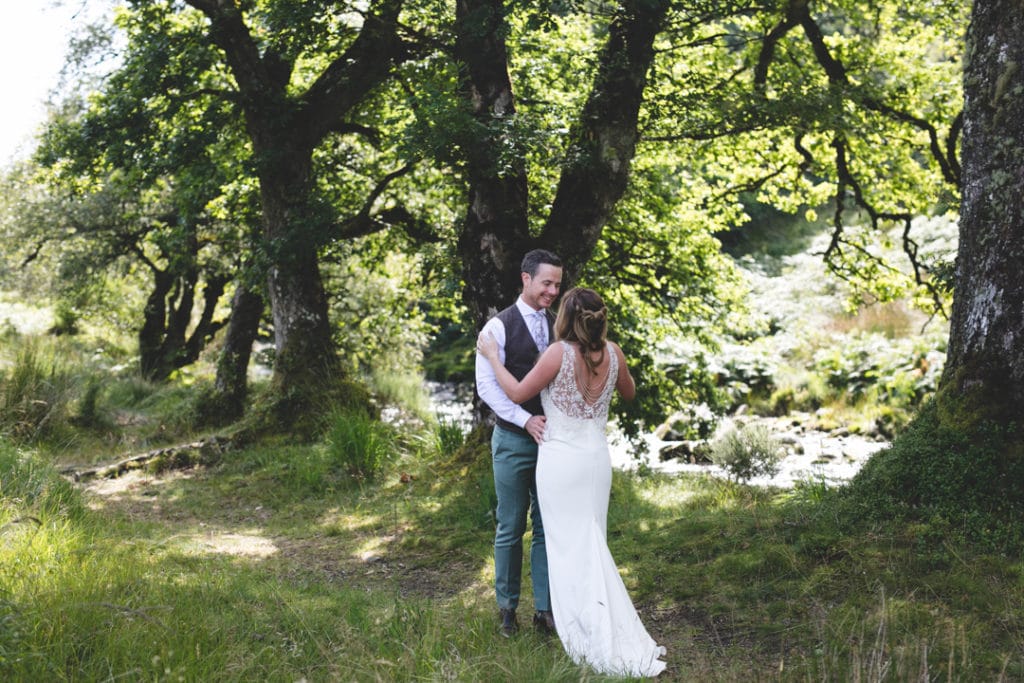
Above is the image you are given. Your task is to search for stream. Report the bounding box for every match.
[427,382,889,489]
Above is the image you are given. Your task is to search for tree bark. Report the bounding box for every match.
[252,133,342,391]
[185,0,408,397]
[540,0,670,287]
[139,270,175,381]
[214,282,265,419]
[454,0,533,330]
[454,0,670,331]
[943,0,1024,412]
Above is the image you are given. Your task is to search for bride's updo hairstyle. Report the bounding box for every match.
[554,287,608,376]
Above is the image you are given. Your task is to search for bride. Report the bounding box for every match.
[478,287,667,678]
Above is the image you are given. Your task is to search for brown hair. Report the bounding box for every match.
[554,287,607,375]
[521,249,562,277]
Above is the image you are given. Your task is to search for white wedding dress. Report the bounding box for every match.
[537,341,667,678]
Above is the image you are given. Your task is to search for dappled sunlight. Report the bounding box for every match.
[317,507,390,535]
[83,468,195,510]
[181,528,279,558]
[629,477,708,510]
[82,469,279,558]
[351,533,397,564]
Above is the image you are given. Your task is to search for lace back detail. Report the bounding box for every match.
[545,341,617,420]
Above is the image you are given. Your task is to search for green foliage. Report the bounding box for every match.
[322,409,396,484]
[645,2,965,313]
[710,423,784,482]
[812,332,938,402]
[328,246,432,381]
[423,327,475,382]
[718,195,828,265]
[583,154,745,436]
[0,440,82,519]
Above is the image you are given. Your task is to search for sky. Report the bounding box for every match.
[0,1,109,165]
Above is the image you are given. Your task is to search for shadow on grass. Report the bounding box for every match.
[34,432,1024,681]
[78,434,499,605]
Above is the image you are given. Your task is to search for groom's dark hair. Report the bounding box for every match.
[521,249,562,277]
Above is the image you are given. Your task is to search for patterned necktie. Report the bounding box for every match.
[530,311,548,353]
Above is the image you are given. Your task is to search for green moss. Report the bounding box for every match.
[933,362,1021,430]
[839,392,1024,550]
[238,376,375,443]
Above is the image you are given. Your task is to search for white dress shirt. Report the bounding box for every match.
[475,297,548,429]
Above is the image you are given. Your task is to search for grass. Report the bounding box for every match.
[3,415,1024,681]
[2,330,1023,681]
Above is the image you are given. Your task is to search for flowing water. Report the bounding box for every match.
[428,382,888,489]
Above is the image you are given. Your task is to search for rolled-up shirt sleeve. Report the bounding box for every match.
[475,316,533,429]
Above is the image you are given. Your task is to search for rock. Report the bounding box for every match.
[659,441,713,464]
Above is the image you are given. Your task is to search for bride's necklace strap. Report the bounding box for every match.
[572,344,609,404]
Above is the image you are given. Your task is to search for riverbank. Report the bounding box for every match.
[426,382,889,489]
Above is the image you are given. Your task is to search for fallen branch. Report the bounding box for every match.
[61,435,231,482]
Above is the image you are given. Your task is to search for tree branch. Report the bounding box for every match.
[332,163,438,242]
[542,0,672,286]
[297,0,410,145]
[182,1,278,104]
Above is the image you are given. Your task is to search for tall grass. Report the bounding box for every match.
[321,408,397,484]
[0,339,76,442]
[0,440,82,519]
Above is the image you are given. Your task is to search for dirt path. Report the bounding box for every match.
[81,466,489,602]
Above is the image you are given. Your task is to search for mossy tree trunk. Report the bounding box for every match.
[453,0,533,331]
[213,283,265,421]
[942,0,1024,416]
[851,0,1024,526]
[184,0,408,408]
[455,0,670,331]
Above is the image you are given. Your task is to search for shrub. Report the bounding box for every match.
[710,423,784,483]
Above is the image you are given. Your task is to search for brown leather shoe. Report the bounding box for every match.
[499,608,518,638]
[533,610,556,635]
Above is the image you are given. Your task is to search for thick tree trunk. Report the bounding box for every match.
[185,0,407,404]
[254,138,342,392]
[541,0,670,287]
[454,0,533,330]
[214,283,264,419]
[847,0,1024,526]
[943,0,1024,412]
[455,0,670,333]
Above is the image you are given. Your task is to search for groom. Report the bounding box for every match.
[475,248,563,638]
